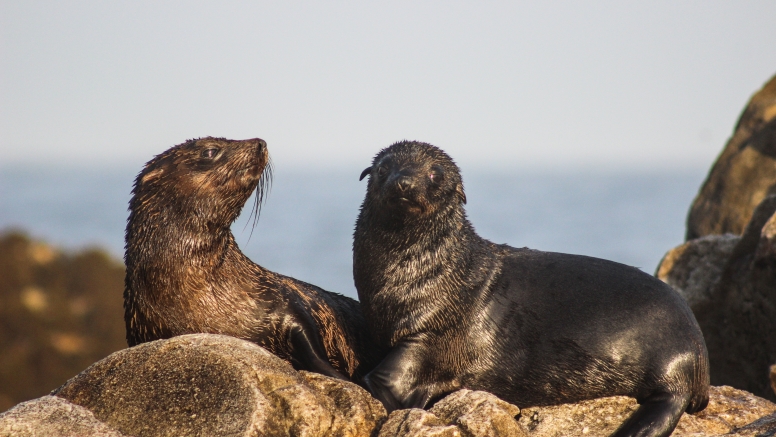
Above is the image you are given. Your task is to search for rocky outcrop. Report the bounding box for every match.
[658,195,776,401]
[51,334,386,436]
[0,231,127,412]
[376,386,776,437]
[686,73,776,240]
[3,334,776,437]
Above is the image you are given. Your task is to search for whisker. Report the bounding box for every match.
[245,156,273,242]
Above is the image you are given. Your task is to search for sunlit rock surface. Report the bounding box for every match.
[2,334,776,436]
[687,73,776,240]
[52,334,386,437]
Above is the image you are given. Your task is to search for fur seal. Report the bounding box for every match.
[124,137,382,382]
[353,141,710,437]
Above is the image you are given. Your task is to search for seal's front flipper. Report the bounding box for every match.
[289,324,348,380]
[364,341,448,412]
[611,392,689,437]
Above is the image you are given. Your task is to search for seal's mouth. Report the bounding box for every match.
[386,194,424,214]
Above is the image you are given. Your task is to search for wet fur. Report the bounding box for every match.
[124,137,382,382]
[353,141,710,437]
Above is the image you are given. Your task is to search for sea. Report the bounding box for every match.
[0,166,708,300]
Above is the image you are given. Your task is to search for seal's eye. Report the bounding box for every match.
[429,166,444,183]
[200,148,220,159]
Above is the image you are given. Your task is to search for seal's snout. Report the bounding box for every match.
[246,138,267,151]
[396,175,415,193]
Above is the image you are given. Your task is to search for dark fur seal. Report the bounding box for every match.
[354,141,710,437]
[124,137,381,382]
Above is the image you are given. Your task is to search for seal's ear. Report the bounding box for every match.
[140,166,165,185]
[456,183,467,204]
[359,167,371,181]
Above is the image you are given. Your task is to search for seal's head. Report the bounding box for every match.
[359,141,466,222]
[130,137,271,228]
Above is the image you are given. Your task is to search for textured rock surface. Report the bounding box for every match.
[516,386,776,437]
[771,364,776,396]
[729,412,776,436]
[0,395,127,437]
[379,390,525,437]
[656,233,739,307]
[378,386,776,437]
[659,195,776,401]
[52,334,386,437]
[687,73,776,240]
[3,361,776,437]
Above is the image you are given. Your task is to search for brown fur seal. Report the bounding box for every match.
[124,137,382,382]
[353,141,710,437]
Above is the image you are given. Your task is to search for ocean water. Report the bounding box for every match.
[0,166,707,300]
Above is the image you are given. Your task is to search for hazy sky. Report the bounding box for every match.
[1,1,775,172]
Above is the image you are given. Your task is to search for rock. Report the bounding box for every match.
[658,194,776,401]
[0,395,127,437]
[771,365,776,396]
[429,390,524,437]
[3,348,776,437]
[51,334,385,437]
[656,233,739,307]
[516,396,638,437]
[0,231,127,412]
[378,390,526,437]
[728,412,776,436]
[687,73,776,240]
[379,409,462,437]
[378,386,776,437]
[515,386,776,437]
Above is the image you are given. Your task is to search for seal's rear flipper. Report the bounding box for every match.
[611,392,689,437]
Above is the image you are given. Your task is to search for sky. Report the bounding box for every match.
[1,1,775,173]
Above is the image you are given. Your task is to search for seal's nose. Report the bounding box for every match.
[253,138,267,150]
[396,175,414,192]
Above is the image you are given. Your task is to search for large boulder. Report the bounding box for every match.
[18,334,385,437]
[658,195,776,401]
[686,74,776,240]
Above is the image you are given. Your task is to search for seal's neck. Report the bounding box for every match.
[354,201,499,346]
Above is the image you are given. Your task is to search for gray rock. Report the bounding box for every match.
[0,395,127,437]
[687,73,776,240]
[656,233,739,307]
[4,335,776,436]
[378,390,526,437]
[516,385,776,437]
[658,194,776,401]
[378,386,776,437]
[379,409,462,437]
[52,334,385,437]
[430,390,524,437]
